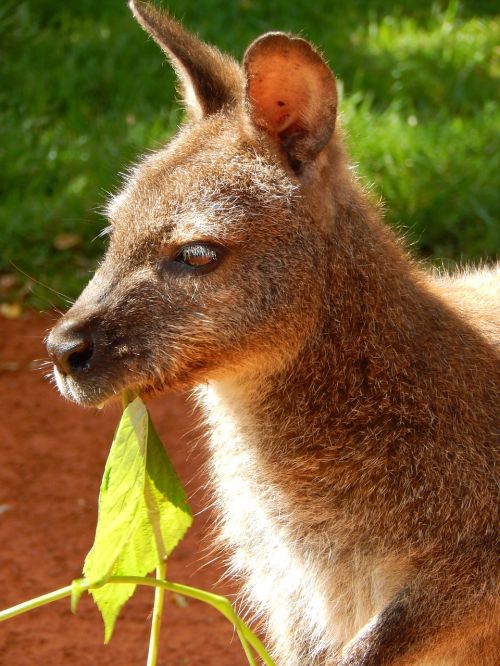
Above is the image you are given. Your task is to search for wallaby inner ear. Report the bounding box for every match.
[129,0,243,121]
[244,33,337,173]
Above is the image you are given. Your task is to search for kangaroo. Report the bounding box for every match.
[46,2,499,664]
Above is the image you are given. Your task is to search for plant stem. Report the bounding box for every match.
[121,389,130,409]
[234,621,257,666]
[0,576,275,666]
[0,585,73,622]
[110,577,273,666]
[237,619,274,666]
[146,562,166,666]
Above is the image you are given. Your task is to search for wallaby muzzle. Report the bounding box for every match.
[45,266,141,405]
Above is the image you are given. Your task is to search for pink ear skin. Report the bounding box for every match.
[244,33,337,174]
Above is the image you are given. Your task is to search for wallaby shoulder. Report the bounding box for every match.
[430,264,500,348]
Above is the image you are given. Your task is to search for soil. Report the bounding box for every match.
[0,311,247,665]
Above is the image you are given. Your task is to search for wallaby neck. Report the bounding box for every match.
[201,190,421,466]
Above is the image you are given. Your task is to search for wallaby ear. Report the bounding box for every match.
[129,1,243,121]
[244,33,337,173]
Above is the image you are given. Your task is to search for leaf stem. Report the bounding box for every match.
[146,563,166,666]
[0,585,73,622]
[121,389,130,410]
[0,576,275,666]
[110,577,273,665]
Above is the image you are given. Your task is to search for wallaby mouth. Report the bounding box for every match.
[51,366,104,407]
[46,315,131,407]
[45,307,177,407]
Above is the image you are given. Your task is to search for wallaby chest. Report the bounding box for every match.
[199,382,414,658]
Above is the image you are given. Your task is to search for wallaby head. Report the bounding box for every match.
[46,0,344,405]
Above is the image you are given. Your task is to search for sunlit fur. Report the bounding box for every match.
[47,3,499,664]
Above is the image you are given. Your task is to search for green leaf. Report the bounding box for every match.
[82,397,192,642]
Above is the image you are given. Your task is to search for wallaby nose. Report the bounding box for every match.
[46,323,95,375]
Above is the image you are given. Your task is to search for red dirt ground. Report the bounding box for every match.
[0,311,247,665]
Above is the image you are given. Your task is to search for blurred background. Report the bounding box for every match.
[0,0,498,310]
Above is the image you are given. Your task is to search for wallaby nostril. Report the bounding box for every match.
[46,327,95,375]
[67,338,94,371]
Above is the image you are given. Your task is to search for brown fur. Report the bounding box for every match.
[46,3,499,664]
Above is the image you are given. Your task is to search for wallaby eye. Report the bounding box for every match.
[162,242,224,276]
[177,244,218,268]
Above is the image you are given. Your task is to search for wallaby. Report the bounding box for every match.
[46,2,499,664]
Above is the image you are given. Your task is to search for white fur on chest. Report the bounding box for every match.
[197,381,410,663]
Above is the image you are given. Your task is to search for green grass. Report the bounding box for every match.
[0,0,498,307]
